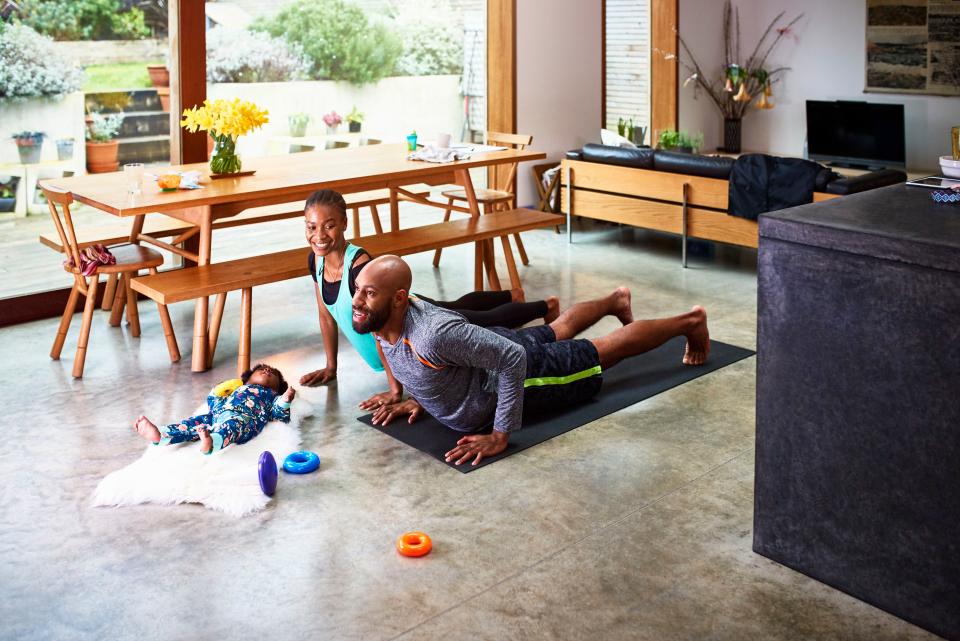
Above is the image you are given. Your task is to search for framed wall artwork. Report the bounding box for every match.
[866,0,960,96]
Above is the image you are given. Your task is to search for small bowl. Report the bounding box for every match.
[940,155,960,178]
[157,173,181,191]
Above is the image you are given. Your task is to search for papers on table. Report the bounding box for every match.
[417,142,508,153]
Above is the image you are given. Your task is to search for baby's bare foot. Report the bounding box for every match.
[611,287,634,325]
[197,428,213,454]
[683,306,710,366]
[135,415,161,444]
[544,296,560,323]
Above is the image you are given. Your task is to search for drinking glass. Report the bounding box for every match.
[124,163,144,195]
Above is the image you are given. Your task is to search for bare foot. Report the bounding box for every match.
[683,306,710,365]
[544,296,560,324]
[197,427,213,455]
[134,415,161,444]
[510,288,526,303]
[610,287,634,325]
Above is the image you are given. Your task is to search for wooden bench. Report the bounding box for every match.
[131,208,559,373]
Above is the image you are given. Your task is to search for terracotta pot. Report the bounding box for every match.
[147,64,169,88]
[156,87,170,112]
[85,140,120,174]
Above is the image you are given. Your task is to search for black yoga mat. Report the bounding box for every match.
[358,337,754,473]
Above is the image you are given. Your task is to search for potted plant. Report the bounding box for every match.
[0,180,17,213]
[56,138,75,161]
[156,86,171,112]
[288,113,310,137]
[673,0,800,152]
[657,129,704,154]
[181,98,270,175]
[12,131,45,164]
[85,113,124,173]
[147,64,169,88]
[322,110,342,134]
[346,106,364,133]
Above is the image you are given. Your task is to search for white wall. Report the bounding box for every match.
[516,0,602,205]
[678,0,959,171]
[208,76,463,158]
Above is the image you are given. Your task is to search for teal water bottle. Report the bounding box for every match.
[406,130,418,151]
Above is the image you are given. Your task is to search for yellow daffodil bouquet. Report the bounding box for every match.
[180,98,269,175]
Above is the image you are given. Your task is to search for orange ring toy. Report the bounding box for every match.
[396,531,432,557]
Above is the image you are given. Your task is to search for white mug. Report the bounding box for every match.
[436,133,452,149]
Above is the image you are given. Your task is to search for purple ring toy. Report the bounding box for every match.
[258,451,278,496]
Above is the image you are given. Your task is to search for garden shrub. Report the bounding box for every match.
[254,0,402,85]
[0,23,83,100]
[15,0,150,40]
[392,1,463,76]
[207,27,310,83]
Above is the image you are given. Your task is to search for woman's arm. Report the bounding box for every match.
[358,340,404,410]
[299,283,340,386]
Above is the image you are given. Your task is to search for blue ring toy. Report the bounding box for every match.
[283,450,320,474]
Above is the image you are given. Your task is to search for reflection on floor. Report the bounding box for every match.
[0,219,938,641]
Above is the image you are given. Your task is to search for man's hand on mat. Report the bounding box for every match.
[445,431,508,466]
[359,390,403,411]
[371,398,423,426]
[300,367,336,387]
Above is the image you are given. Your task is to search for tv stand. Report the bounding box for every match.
[828,160,887,172]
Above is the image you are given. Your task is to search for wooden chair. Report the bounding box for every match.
[532,162,563,233]
[433,131,533,269]
[42,185,180,377]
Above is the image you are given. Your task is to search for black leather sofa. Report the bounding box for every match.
[565,144,907,196]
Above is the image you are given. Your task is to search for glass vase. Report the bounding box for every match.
[210,135,241,175]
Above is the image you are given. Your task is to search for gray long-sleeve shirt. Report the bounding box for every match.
[377,300,527,433]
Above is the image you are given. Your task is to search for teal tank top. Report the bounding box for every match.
[318,243,384,371]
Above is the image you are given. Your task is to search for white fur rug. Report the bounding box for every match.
[92,394,316,517]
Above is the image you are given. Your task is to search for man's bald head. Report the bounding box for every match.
[351,255,413,335]
[360,255,412,294]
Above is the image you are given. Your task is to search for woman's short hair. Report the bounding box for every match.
[305,189,347,219]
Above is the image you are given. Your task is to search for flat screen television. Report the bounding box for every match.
[806,100,906,170]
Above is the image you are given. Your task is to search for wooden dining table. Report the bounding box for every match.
[43,143,546,371]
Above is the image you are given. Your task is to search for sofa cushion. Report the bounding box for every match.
[580,143,655,169]
[653,150,735,179]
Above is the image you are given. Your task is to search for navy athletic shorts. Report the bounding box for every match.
[489,325,603,417]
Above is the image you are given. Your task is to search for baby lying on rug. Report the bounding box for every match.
[135,363,296,454]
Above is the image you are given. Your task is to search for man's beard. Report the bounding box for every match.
[352,304,390,334]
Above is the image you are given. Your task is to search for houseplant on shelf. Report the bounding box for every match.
[180,98,270,176]
[0,180,17,213]
[85,113,124,173]
[322,110,342,134]
[346,106,363,133]
[657,129,704,154]
[673,0,801,153]
[56,137,75,161]
[12,131,45,164]
[288,113,310,137]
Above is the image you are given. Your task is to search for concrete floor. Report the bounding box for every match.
[0,217,940,641]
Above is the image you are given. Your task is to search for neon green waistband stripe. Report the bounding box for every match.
[523,365,602,388]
